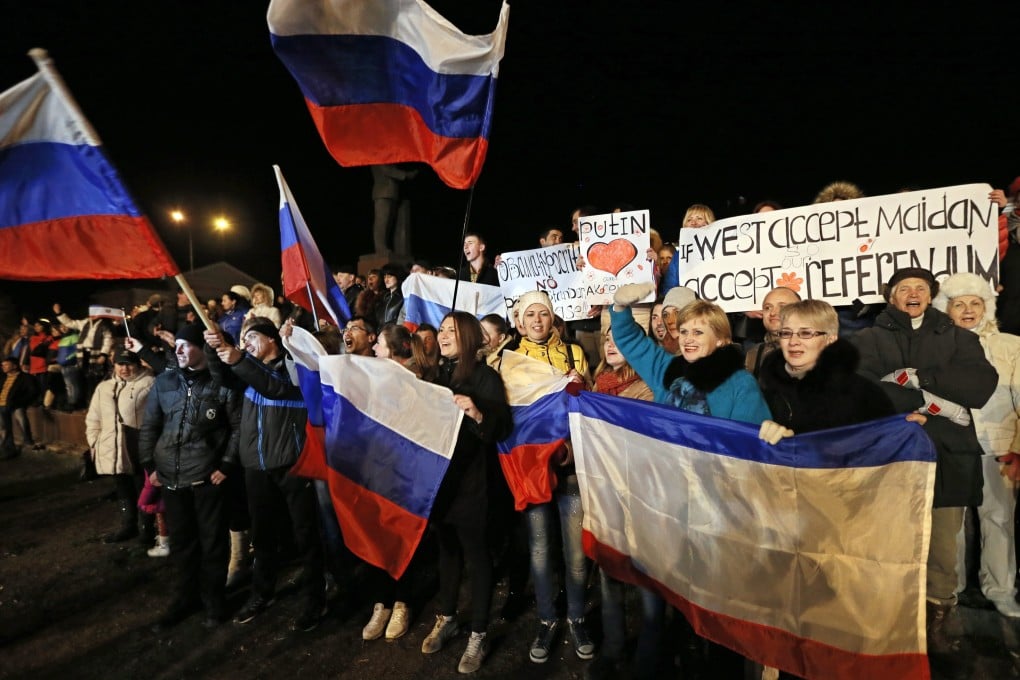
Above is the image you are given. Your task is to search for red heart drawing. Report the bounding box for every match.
[587,239,638,277]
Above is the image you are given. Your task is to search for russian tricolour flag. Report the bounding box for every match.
[402,272,506,331]
[268,0,509,190]
[274,166,351,328]
[496,351,573,511]
[0,52,179,281]
[319,354,464,579]
[282,326,331,482]
[570,391,936,680]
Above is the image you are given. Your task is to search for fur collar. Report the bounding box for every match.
[761,337,860,389]
[663,343,745,393]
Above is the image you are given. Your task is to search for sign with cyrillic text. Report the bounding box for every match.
[496,242,587,321]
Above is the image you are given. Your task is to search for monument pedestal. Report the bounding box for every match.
[358,252,412,275]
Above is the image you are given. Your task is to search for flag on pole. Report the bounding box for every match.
[281,325,331,481]
[496,351,573,510]
[318,354,463,578]
[570,391,936,680]
[268,0,510,190]
[0,51,179,281]
[274,165,351,327]
[401,272,505,331]
[87,305,127,320]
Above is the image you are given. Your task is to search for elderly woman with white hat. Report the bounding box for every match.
[934,272,1020,618]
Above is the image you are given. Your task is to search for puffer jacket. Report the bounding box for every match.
[86,368,155,475]
[972,329,1020,457]
[852,305,998,507]
[229,352,307,471]
[515,334,589,383]
[139,367,241,489]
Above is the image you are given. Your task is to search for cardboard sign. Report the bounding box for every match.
[496,242,588,321]
[577,209,656,305]
[675,184,998,312]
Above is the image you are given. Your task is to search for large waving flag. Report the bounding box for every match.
[571,391,936,680]
[0,51,178,281]
[268,0,510,190]
[319,354,463,578]
[274,165,351,327]
[496,351,573,510]
[402,272,506,331]
[282,326,331,481]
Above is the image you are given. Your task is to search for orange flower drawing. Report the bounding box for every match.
[776,272,803,292]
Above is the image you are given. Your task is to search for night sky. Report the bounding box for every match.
[2,1,1016,315]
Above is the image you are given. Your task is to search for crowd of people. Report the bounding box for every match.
[2,178,1020,678]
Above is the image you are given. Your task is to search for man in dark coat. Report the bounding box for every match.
[0,358,38,458]
[140,324,242,631]
[851,267,997,644]
[203,319,325,632]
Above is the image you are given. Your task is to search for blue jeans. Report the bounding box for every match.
[313,480,345,572]
[600,572,666,666]
[61,365,83,409]
[525,475,588,622]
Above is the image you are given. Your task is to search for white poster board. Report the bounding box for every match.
[675,184,999,313]
[496,242,587,321]
[577,209,656,305]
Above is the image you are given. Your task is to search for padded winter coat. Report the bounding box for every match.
[85,369,154,475]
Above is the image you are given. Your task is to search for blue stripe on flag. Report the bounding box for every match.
[270,33,494,140]
[498,390,570,454]
[322,387,450,518]
[0,142,143,230]
[571,391,936,469]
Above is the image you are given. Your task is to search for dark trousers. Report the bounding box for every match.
[246,466,324,604]
[436,522,492,633]
[165,482,230,616]
[0,406,33,450]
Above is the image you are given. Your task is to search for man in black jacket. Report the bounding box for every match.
[204,319,326,632]
[852,268,997,649]
[140,324,242,631]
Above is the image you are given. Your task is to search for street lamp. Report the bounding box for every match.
[213,216,231,261]
[169,209,193,272]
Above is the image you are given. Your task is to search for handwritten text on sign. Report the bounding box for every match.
[578,209,656,305]
[675,184,998,313]
[496,242,589,321]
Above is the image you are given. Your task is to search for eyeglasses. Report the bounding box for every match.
[777,329,828,340]
[343,325,367,334]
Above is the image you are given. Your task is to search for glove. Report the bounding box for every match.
[997,453,1020,483]
[759,420,795,445]
[918,390,971,426]
[613,283,655,311]
[881,368,919,389]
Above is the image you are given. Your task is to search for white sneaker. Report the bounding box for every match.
[385,601,410,640]
[147,536,170,558]
[421,614,459,654]
[993,598,1020,619]
[458,631,488,673]
[362,603,391,640]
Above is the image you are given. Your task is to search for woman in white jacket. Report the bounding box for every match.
[85,350,155,543]
[934,272,1020,618]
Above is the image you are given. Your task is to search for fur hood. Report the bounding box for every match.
[251,282,275,305]
[663,343,745,393]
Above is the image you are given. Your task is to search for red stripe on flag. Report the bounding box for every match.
[288,422,328,481]
[498,441,563,511]
[0,215,179,280]
[582,530,930,680]
[327,468,428,580]
[307,101,490,190]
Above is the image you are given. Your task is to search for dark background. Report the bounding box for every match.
[1,1,1016,318]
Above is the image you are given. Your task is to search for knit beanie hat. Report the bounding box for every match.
[175,324,206,347]
[244,321,281,347]
[662,286,697,312]
[516,291,554,318]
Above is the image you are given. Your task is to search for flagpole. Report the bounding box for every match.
[27,49,101,146]
[305,281,320,329]
[450,185,477,313]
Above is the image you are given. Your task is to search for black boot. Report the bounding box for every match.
[926,601,960,654]
[104,501,139,543]
[138,512,156,545]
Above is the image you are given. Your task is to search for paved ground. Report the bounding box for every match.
[1,445,1018,679]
